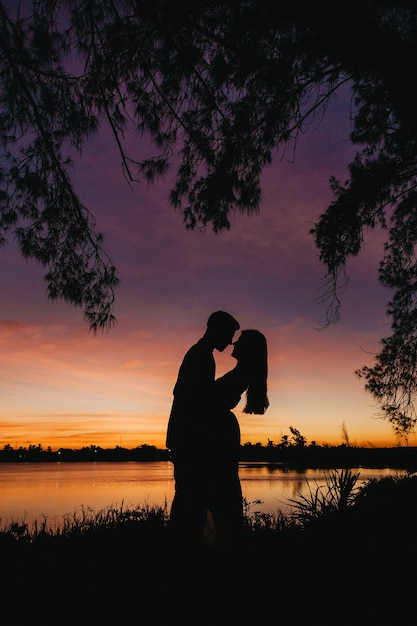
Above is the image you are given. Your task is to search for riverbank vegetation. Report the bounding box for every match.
[1,470,416,623]
[2,469,413,540]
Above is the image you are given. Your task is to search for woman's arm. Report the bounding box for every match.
[214,370,247,409]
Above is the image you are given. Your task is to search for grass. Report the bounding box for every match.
[0,500,171,544]
[1,471,417,624]
[285,467,362,525]
[1,469,416,548]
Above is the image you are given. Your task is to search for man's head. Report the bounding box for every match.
[205,310,240,352]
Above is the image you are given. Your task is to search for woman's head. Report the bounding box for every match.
[232,329,267,364]
[232,329,269,414]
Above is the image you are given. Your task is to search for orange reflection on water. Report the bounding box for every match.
[0,462,405,528]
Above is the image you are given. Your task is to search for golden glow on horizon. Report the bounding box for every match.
[0,421,404,451]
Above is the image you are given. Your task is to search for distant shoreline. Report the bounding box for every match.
[1,443,416,469]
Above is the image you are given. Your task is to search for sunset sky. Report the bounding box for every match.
[1,86,411,451]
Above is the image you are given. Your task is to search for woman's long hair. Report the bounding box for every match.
[238,330,269,414]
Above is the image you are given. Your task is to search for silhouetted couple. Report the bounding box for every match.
[166,311,269,552]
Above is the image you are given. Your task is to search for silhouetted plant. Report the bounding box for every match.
[287,468,361,527]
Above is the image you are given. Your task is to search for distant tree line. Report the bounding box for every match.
[1,429,417,469]
[242,426,417,469]
[0,443,171,463]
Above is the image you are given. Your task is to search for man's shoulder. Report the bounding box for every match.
[184,338,210,358]
[179,339,214,373]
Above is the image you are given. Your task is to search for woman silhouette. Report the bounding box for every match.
[209,329,269,549]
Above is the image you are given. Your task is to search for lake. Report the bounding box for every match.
[0,461,406,528]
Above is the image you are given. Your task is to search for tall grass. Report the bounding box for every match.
[286,468,361,526]
[0,500,170,544]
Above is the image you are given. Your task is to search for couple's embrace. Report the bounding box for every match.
[166,311,269,551]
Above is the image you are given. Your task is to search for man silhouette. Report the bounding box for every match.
[166,310,240,547]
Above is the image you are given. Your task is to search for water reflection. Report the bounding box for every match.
[239,463,405,515]
[0,461,406,528]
